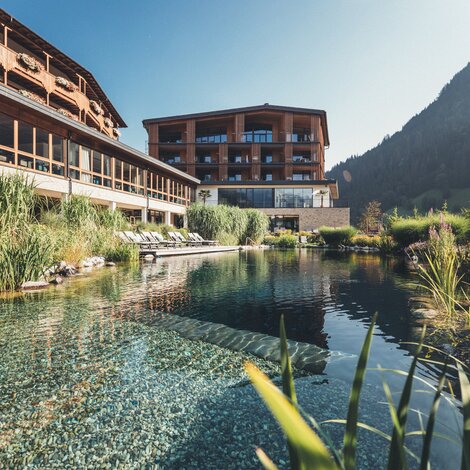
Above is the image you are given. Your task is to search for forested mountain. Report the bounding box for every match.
[327,62,470,222]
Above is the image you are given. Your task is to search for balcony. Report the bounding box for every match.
[242,130,273,143]
[0,43,119,139]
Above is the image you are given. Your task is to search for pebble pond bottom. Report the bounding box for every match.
[0,250,463,468]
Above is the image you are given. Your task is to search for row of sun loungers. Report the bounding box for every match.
[117,231,218,251]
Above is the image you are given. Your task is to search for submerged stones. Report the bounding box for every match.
[147,314,353,373]
[21,280,50,290]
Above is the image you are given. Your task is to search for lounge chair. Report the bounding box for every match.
[124,231,156,250]
[152,231,179,248]
[167,231,185,247]
[187,233,205,246]
[140,231,165,249]
[192,233,218,246]
[174,231,200,246]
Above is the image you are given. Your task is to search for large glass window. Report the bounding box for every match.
[243,126,272,143]
[218,188,274,208]
[80,147,92,183]
[103,154,112,176]
[93,151,102,173]
[18,122,33,154]
[0,113,14,148]
[69,142,79,167]
[275,188,313,208]
[195,128,227,143]
[36,128,49,158]
[52,135,64,162]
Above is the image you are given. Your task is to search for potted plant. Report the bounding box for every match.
[17,53,43,73]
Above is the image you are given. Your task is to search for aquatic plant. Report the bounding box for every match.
[319,226,357,246]
[247,316,470,470]
[414,220,466,318]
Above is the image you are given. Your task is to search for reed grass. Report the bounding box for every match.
[246,317,470,470]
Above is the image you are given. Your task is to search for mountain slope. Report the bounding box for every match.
[327,63,470,222]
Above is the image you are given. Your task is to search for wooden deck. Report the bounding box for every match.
[140,246,241,258]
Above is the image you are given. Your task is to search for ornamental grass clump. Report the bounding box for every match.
[0,174,53,291]
[187,203,269,245]
[413,218,467,319]
[319,226,357,246]
[246,315,470,470]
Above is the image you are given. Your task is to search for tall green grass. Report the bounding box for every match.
[187,203,269,245]
[246,316,470,470]
[414,223,466,318]
[319,226,357,246]
[0,174,135,290]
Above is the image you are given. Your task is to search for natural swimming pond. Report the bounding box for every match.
[0,250,463,468]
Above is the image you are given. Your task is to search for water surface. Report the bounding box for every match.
[0,250,462,468]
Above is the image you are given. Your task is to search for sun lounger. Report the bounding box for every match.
[167,231,185,247]
[124,231,156,250]
[192,233,218,246]
[151,231,178,248]
[173,231,200,246]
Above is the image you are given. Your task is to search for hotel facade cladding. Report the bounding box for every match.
[0,9,198,226]
[143,105,350,230]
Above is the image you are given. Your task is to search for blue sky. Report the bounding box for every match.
[3,0,470,169]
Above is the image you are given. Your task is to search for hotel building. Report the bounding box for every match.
[143,105,349,231]
[0,9,198,226]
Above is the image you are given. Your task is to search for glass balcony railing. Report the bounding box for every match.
[242,130,272,143]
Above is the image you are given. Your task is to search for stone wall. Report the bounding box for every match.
[257,208,350,231]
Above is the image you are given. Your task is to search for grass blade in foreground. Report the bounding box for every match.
[419,361,447,470]
[280,315,300,470]
[387,327,425,470]
[343,314,376,470]
[256,448,280,470]
[457,363,470,470]
[245,363,338,470]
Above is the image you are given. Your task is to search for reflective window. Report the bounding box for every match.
[52,135,64,162]
[69,142,79,167]
[93,151,102,173]
[0,113,14,148]
[103,155,112,176]
[36,128,49,158]
[81,147,92,172]
[18,122,33,154]
[218,188,273,208]
[0,148,15,164]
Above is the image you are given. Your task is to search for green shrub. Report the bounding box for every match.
[61,195,97,227]
[98,208,129,230]
[262,235,279,246]
[103,240,139,262]
[389,214,469,246]
[277,235,298,248]
[319,226,357,246]
[350,235,381,248]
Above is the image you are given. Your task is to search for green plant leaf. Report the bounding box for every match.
[256,448,280,470]
[343,313,376,470]
[246,362,338,470]
[279,314,300,470]
[420,361,447,470]
[387,327,425,470]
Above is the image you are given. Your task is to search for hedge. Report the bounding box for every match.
[318,226,357,246]
[389,214,469,247]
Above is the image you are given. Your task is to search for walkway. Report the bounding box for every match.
[141,246,241,258]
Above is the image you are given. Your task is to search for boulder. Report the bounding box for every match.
[21,281,50,290]
[105,261,116,267]
[50,275,63,285]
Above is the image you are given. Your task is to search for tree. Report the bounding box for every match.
[359,200,383,234]
[198,189,211,205]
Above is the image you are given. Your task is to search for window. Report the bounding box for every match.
[18,122,33,154]
[0,113,14,148]
[80,147,92,183]
[93,151,102,173]
[264,173,272,181]
[52,135,64,162]
[18,154,34,169]
[218,188,274,208]
[103,154,112,176]
[115,159,122,180]
[263,155,273,163]
[69,142,79,167]
[36,128,49,158]
[0,148,14,164]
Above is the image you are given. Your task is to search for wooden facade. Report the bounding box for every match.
[0,8,198,225]
[0,9,125,140]
[143,104,329,183]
